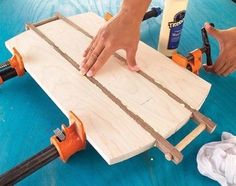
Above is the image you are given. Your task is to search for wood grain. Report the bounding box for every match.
[5,13,210,165]
[6,30,156,165]
[69,13,211,110]
[36,18,192,137]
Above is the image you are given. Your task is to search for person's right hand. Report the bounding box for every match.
[80,10,141,77]
[204,23,236,76]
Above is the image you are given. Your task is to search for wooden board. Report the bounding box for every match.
[5,13,211,164]
[69,13,211,110]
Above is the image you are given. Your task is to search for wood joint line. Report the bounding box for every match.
[26,19,183,164]
[25,15,60,30]
[25,12,216,164]
[55,13,215,126]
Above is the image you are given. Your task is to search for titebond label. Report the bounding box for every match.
[167,10,186,49]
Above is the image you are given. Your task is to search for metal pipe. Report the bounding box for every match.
[0,145,59,185]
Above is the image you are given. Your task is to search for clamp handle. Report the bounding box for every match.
[104,7,162,22]
[0,48,25,84]
[201,23,214,66]
[142,7,162,21]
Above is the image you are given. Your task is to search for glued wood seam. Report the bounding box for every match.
[26,23,182,161]
[56,13,215,132]
[56,13,196,113]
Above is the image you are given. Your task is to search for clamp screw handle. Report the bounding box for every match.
[0,48,25,85]
[143,7,163,21]
[53,128,66,141]
[201,23,214,66]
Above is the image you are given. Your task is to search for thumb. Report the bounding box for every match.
[126,48,140,71]
[204,22,222,40]
[203,64,214,72]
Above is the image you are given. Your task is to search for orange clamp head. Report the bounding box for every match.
[51,111,86,162]
[104,12,113,21]
[190,49,203,74]
[172,52,189,68]
[0,77,3,85]
[172,49,203,75]
[0,76,3,85]
[9,48,25,76]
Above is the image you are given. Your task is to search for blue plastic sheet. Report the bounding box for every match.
[0,0,235,185]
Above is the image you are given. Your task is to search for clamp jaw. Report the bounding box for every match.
[172,23,214,74]
[0,111,86,185]
[0,48,25,84]
[51,111,86,162]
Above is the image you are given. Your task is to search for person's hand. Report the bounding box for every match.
[80,11,141,77]
[204,23,236,76]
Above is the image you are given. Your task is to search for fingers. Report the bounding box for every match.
[213,54,226,74]
[216,62,229,75]
[86,48,113,77]
[222,65,236,76]
[203,64,214,72]
[81,42,105,75]
[83,36,96,57]
[204,22,222,41]
[81,17,141,76]
[82,45,140,76]
[204,58,235,76]
[83,33,100,57]
[204,56,225,74]
[126,47,140,71]
[204,55,228,75]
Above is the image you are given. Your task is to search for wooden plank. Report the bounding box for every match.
[4,12,210,164]
[68,13,211,110]
[5,30,156,165]
[34,17,192,138]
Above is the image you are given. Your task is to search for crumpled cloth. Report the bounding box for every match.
[197,132,236,186]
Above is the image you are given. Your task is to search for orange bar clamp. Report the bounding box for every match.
[0,47,25,84]
[0,111,86,185]
[51,111,86,162]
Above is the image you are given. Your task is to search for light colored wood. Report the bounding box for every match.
[35,18,192,138]
[192,110,216,133]
[69,13,211,110]
[175,123,206,152]
[165,123,206,161]
[5,13,211,164]
[6,30,156,165]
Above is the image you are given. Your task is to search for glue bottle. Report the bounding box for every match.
[158,0,189,57]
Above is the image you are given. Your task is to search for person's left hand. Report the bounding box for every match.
[203,23,236,76]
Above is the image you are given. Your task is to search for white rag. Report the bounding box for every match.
[197,132,236,186]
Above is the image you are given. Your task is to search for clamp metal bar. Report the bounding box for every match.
[25,15,59,30]
[0,111,86,185]
[0,145,59,185]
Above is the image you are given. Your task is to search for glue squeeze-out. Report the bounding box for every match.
[158,0,189,57]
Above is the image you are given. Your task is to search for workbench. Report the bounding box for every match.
[0,0,235,185]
